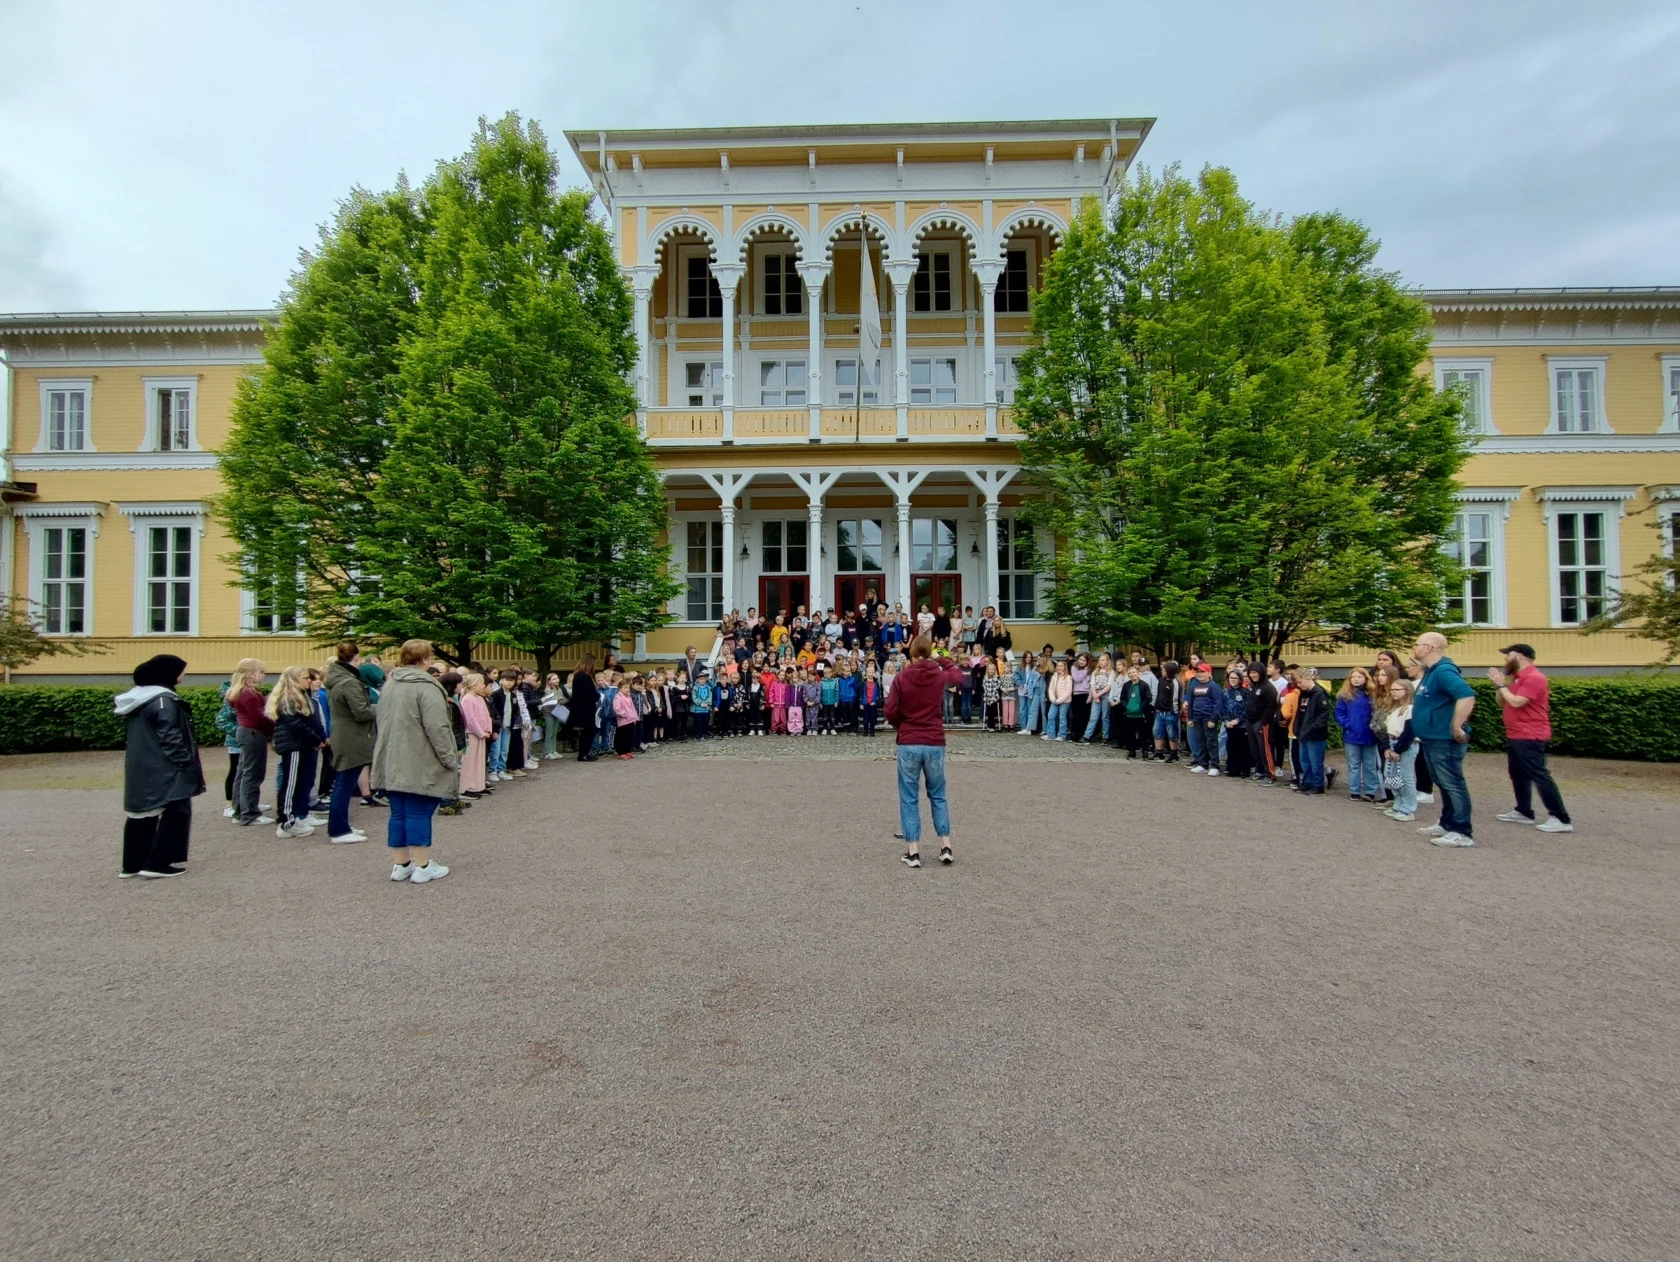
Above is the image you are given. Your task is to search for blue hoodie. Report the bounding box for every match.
[1184,675,1224,722]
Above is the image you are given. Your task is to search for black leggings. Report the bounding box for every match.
[574,719,597,760]
[223,750,240,802]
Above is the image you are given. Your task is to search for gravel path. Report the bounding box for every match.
[2,739,1677,1259]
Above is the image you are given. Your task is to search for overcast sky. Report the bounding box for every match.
[2,0,1676,313]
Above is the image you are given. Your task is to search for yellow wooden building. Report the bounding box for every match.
[2,120,1677,682]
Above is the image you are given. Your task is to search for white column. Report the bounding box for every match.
[983,498,1001,612]
[896,500,913,612]
[884,261,915,441]
[807,500,824,615]
[974,259,1003,440]
[714,263,743,442]
[632,284,652,429]
[805,269,828,441]
[720,504,737,617]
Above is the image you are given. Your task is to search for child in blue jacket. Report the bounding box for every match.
[1334,668,1381,801]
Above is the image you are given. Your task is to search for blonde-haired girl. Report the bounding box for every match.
[1334,667,1381,802]
[267,666,327,837]
[460,673,492,797]
[228,658,274,827]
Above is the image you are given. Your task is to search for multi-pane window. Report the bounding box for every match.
[685,256,722,319]
[40,527,88,635]
[994,355,1021,404]
[46,389,87,452]
[685,360,723,406]
[910,519,958,572]
[996,519,1037,619]
[834,357,881,406]
[157,388,192,450]
[761,251,803,316]
[834,519,884,572]
[994,249,1030,313]
[909,357,958,405]
[147,525,194,634]
[759,360,807,407]
[1665,362,1680,430]
[761,520,809,574]
[912,251,952,312]
[248,562,303,634]
[1442,511,1493,626]
[685,521,724,622]
[1440,367,1488,434]
[1554,367,1601,433]
[1555,510,1606,625]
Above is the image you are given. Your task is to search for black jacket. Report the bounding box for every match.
[568,671,599,731]
[119,687,206,813]
[1243,681,1279,725]
[273,704,327,754]
[1295,684,1331,742]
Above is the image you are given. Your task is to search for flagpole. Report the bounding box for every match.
[856,215,865,444]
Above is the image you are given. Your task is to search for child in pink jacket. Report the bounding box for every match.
[460,674,493,796]
[612,685,640,759]
[769,674,789,734]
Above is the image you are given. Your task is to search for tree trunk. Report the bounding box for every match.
[534,646,553,679]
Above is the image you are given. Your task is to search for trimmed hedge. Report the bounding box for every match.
[0,686,227,755]
[1324,675,1680,762]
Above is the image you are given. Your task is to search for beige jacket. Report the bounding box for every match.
[370,666,460,800]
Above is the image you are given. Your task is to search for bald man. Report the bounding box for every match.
[1409,631,1477,848]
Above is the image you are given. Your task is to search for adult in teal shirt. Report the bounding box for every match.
[1410,631,1477,848]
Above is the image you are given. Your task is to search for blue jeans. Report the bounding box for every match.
[1019,691,1040,732]
[489,728,510,774]
[386,790,441,850]
[1186,718,1218,768]
[1421,738,1472,838]
[1045,701,1069,739]
[1345,742,1381,797]
[896,745,951,843]
[1083,703,1111,742]
[1390,744,1419,815]
[1299,738,1327,791]
[328,764,365,837]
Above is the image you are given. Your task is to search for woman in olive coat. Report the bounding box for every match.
[115,654,206,879]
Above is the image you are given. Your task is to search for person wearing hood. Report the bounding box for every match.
[883,633,967,868]
[324,641,378,843]
[115,654,205,879]
[369,639,460,884]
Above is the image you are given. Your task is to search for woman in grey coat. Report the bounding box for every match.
[115,654,206,879]
[369,640,461,885]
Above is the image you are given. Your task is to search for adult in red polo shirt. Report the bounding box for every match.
[883,634,967,868]
[1488,643,1573,833]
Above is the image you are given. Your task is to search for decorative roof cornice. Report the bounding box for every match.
[1426,286,1680,314]
[0,310,273,337]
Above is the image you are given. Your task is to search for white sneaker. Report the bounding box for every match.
[1384,810,1416,821]
[1207,768,1220,778]
[1418,823,1445,836]
[390,862,413,882]
[1536,816,1575,833]
[222,806,235,818]
[1417,793,1435,805]
[304,814,330,828]
[277,821,315,838]
[254,814,276,825]
[1041,734,1052,741]
[1192,765,1206,774]
[1496,810,1534,824]
[1431,831,1474,848]
[411,860,449,884]
[329,831,367,844]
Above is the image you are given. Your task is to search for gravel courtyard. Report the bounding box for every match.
[2,736,1676,1260]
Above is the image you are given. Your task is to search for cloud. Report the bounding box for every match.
[0,183,87,311]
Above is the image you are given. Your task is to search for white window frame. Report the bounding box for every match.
[141,377,200,452]
[1660,355,1680,434]
[994,240,1038,314]
[996,515,1042,620]
[1538,487,1634,628]
[678,517,725,624]
[755,244,803,317]
[834,517,886,575]
[681,359,724,407]
[34,378,94,453]
[675,244,722,321]
[909,355,959,405]
[17,504,102,637]
[911,244,958,313]
[1443,489,1517,628]
[831,355,882,407]
[994,353,1024,404]
[1547,355,1612,434]
[757,357,807,407]
[119,503,205,636]
[1434,357,1496,436]
[240,559,307,636]
[760,518,809,575]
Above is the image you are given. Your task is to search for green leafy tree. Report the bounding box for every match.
[0,597,103,680]
[1584,509,1680,664]
[1014,166,1469,662]
[219,115,676,669]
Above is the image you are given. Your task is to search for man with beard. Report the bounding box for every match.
[1488,644,1574,833]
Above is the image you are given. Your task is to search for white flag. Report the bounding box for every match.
[857,227,882,366]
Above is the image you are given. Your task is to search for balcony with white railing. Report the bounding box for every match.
[643,405,1022,445]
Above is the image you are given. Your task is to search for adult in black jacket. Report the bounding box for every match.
[1241,664,1279,784]
[115,654,205,879]
[569,657,600,762]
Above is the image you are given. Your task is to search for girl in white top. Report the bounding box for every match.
[1083,652,1115,744]
[1381,678,1419,821]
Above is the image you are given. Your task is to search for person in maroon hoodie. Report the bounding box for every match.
[883,634,967,868]
[227,657,275,826]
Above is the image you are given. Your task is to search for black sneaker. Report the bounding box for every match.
[939,847,953,865]
[1324,768,1338,792]
[138,865,184,879]
[902,851,921,868]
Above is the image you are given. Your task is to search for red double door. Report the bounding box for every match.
[759,576,809,621]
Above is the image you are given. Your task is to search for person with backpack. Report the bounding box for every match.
[1489,644,1573,834]
[115,654,205,879]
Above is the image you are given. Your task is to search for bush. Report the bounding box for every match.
[1324,674,1680,762]
[0,686,227,755]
